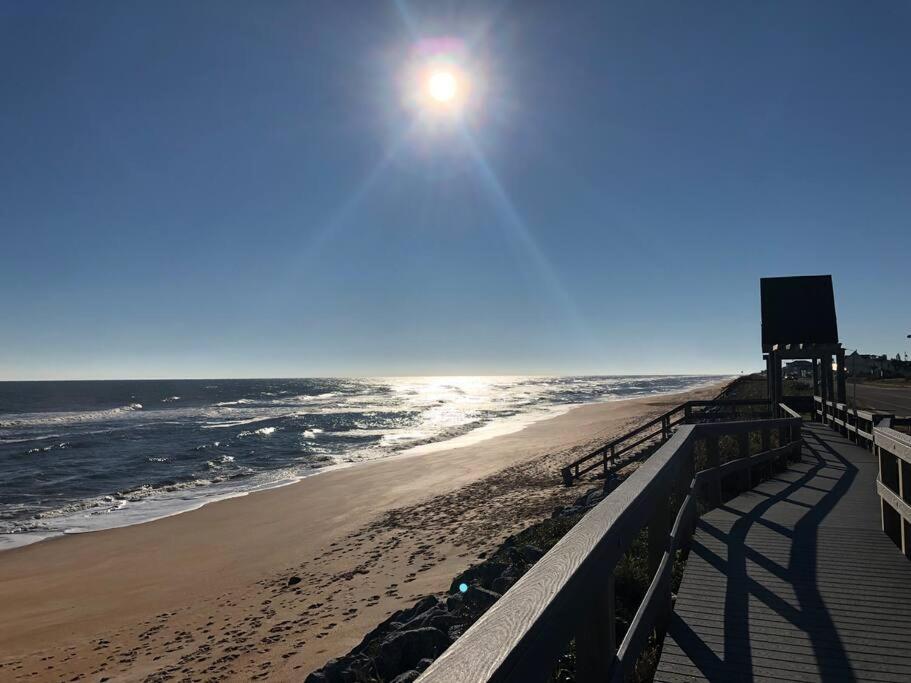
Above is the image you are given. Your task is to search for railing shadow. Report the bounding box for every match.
[667,425,858,681]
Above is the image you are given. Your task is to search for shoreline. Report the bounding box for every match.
[0,377,728,552]
[0,381,727,681]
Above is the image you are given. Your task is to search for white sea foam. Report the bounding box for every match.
[27,442,70,454]
[238,426,277,437]
[201,415,278,429]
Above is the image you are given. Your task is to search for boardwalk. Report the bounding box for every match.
[655,421,911,682]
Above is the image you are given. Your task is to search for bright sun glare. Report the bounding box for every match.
[427,70,458,103]
[403,38,477,121]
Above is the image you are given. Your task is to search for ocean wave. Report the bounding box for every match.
[194,440,222,450]
[0,403,144,429]
[200,415,277,429]
[238,426,277,437]
[206,455,236,469]
[26,442,70,454]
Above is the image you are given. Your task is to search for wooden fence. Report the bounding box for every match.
[561,399,771,485]
[419,415,802,683]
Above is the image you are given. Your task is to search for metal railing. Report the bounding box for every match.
[419,416,802,683]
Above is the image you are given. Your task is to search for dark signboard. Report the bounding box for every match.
[760,275,838,351]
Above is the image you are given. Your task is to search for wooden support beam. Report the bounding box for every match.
[820,355,831,424]
[766,354,774,413]
[648,500,670,637]
[576,573,616,682]
[773,354,783,408]
[812,357,820,403]
[836,348,847,405]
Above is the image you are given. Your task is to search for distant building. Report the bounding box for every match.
[847,351,911,378]
[784,360,813,379]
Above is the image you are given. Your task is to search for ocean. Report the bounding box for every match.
[0,375,722,549]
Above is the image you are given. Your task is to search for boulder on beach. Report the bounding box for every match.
[375,627,450,679]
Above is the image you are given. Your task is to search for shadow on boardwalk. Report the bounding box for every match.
[656,423,911,682]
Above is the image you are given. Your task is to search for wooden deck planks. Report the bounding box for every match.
[655,422,911,682]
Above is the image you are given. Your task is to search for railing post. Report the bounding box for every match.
[738,432,751,491]
[707,436,721,507]
[778,423,792,463]
[792,421,802,461]
[856,408,864,447]
[648,497,671,638]
[575,573,615,682]
[761,427,772,476]
[684,403,692,424]
[662,415,670,442]
[899,450,908,557]
[679,447,696,553]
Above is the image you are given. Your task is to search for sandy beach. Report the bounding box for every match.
[0,383,724,682]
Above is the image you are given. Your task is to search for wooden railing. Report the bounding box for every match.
[419,416,802,683]
[813,395,890,448]
[561,399,771,485]
[875,417,911,558]
[814,395,911,559]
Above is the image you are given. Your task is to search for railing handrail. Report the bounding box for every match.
[874,420,911,464]
[778,402,801,419]
[419,415,802,683]
[561,398,771,485]
[813,394,891,428]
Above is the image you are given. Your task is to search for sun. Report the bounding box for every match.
[418,63,469,114]
[402,38,478,121]
[427,70,458,104]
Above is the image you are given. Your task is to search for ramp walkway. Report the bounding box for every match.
[655,422,911,682]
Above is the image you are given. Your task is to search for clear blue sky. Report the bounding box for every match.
[1,1,909,380]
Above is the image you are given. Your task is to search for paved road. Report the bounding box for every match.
[849,383,911,415]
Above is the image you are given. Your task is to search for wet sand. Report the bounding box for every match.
[0,382,725,681]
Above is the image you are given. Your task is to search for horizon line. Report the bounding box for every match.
[0,371,744,383]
